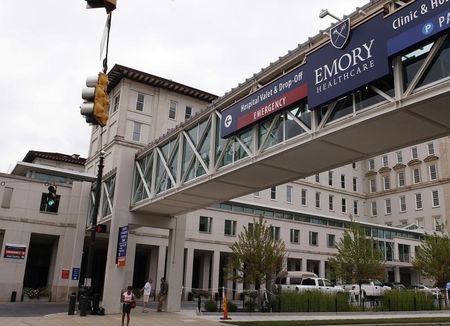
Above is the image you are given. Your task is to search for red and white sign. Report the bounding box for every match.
[4,244,26,259]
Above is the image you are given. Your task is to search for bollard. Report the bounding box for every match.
[68,293,76,315]
[197,295,201,313]
[79,295,88,317]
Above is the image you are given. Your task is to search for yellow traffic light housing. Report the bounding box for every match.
[94,72,109,127]
[80,72,109,127]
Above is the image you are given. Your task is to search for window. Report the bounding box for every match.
[353,200,358,215]
[429,164,438,180]
[432,190,440,207]
[385,199,392,215]
[382,155,388,167]
[352,162,356,169]
[383,175,390,190]
[286,185,292,203]
[309,231,318,246]
[353,177,357,191]
[371,201,377,217]
[1,187,13,208]
[415,193,423,210]
[290,229,300,244]
[327,234,336,248]
[369,159,375,170]
[328,171,333,186]
[396,151,403,163]
[328,195,334,211]
[369,179,376,193]
[428,142,435,155]
[315,192,320,208]
[169,100,177,119]
[248,223,254,234]
[398,171,405,187]
[112,93,120,113]
[411,146,418,159]
[415,217,424,228]
[136,93,144,111]
[270,226,280,240]
[199,216,212,233]
[434,216,443,232]
[341,174,345,189]
[315,174,320,183]
[341,198,347,213]
[224,220,237,236]
[270,186,277,200]
[132,121,142,142]
[413,168,421,184]
[400,196,406,212]
[39,193,60,213]
[185,106,192,120]
[301,189,307,206]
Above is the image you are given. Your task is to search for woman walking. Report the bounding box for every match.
[121,286,135,326]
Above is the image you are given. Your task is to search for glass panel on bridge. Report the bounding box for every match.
[418,34,450,88]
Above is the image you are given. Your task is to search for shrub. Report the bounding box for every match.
[381,290,436,311]
[272,291,352,312]
[22,287,51,299]
[204,299,217,312]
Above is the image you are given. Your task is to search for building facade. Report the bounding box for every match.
[1,63,449,307]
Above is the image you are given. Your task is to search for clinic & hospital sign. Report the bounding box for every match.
[220,0,450,138]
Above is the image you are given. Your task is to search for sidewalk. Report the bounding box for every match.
[2,308,450,325]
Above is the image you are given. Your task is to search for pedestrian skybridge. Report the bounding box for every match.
[131,1,450,216]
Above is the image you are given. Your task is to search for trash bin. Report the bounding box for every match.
[10,291,16,302]
[92,293,100,315]
[79,295,88,317]
[68,293,76,315]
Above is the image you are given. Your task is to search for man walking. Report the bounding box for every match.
[142,278,152,312]
[157,277,168,312]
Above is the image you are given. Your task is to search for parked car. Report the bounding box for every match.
[275,271,318,292]
[408,284,440,298]
[342,279,391,298]
[297,277,344,294]
[383,282,406,290]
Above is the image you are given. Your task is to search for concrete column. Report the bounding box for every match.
[200,252,211,290]
[165,215,186,312]
[149,246,158,284]
[124,236,137,287]
[301,258,307,271]
[156,245,167,293]
[211,250,221,296]
[0,230,30,302]
[319,260,325,278]
[184,247,194,299]
[394,266,401,282]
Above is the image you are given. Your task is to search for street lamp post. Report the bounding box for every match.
[82,150,104,315]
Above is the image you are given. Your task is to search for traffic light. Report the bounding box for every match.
[47,186,57,207]
[95,224,107,233]
[80,72,109,127]
[85,0,116,13]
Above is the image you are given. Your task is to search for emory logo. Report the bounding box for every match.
[330,18,351,49]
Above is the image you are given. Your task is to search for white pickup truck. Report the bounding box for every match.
[342,279,391,298]
[297,277,344,294]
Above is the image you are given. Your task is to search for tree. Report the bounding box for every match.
[413,232,450,288]
[328,222,385,283]
[226,216,286,295]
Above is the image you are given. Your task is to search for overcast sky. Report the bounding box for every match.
[0,0,368,173]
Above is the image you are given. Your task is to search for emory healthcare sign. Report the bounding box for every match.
[220,0,450,138]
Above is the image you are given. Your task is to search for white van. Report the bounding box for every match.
[275,271,318,292]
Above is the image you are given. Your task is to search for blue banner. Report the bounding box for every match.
[306,14,390,109]
[116,225,128,267]
[386,0,450,55]
[72,267,80,281]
